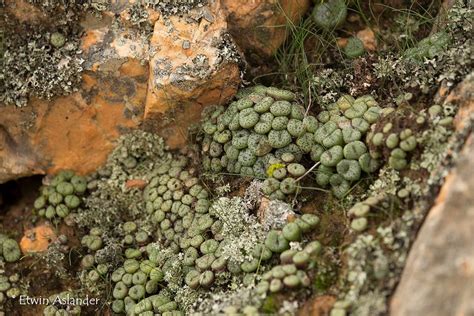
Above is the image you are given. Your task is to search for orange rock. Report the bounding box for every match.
[126,179,148,190]
[0,56,147,182]
[0,1,245,181]
[337,37,349,48]
[298,295,337,316]
[144,1,241,148]
[20,224,57,254]
[357,28,377,51]
[223,0,311,59]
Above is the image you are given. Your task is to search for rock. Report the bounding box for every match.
[298,295,337,316]
[223,0,310,60]
[391,135,474,316]
[390,76,474,316]
[1,0,312,182]
[20,224,57,254]
[0,2,242,182]
[356,28,377,51]
[144,0,241,148]
[125,179,148,190]
[0,57,146,182]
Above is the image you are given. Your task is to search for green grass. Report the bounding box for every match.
[253,2,344,106]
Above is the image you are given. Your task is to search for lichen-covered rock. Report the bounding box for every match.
[0,0,242,183]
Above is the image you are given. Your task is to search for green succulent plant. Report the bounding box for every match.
[199,86,382,200]
[35,170,85,221]
[311,0,347,31]
[344,37,365,58]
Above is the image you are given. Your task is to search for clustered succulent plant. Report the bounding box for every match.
[95,159,321,315]
[200,87,383,199]
[404,31,450,61]
[256,239,321,295]
[0,234,21,264]
[0,272,21,312]
[347,194,389,233]
[24,130,326,315]
[365,105,426,171]
[33,170,86,221]
[43,291,82,316]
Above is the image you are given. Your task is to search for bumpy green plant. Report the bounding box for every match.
[200,87,382,199]
[34,170,85,221]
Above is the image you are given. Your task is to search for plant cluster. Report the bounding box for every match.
[0,234,21,264]
[23,131,325,315]
[43,291,82,316]
[33,171,86,221]
[0,272,21,313]
[199,87,383,199]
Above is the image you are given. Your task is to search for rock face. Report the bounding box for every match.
[390,77,474,316]
[0,0,309,183]
[223,0,310,60]
[391,136,474,316]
